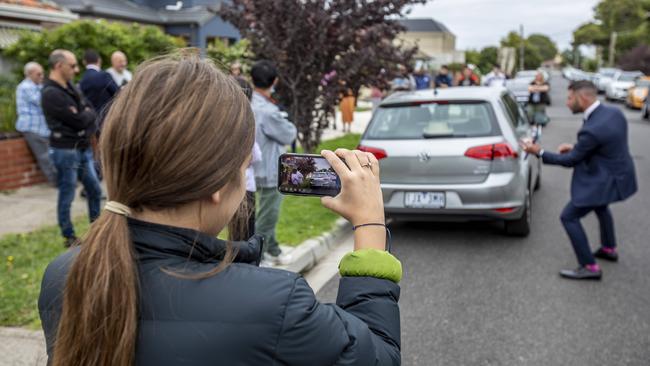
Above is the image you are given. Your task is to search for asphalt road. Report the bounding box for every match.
[317,74,650,366]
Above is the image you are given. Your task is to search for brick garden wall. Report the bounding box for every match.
[0,134,46,190]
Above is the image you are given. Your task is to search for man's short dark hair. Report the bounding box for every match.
[84,49,100,65]
[494,63,501,69]
[568,80,597,95]
[48,50,67,69]
[251,60,278,89]
[441,65,448,70]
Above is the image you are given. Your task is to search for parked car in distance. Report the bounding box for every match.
[626,76,650,109]
[358,87,541,236]
[595,67,621,93]
[310,171,338,188]
[606,71,644,101]
[562,66,578,80]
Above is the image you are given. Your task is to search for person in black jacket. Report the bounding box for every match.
[39,52,402,366]
[79,49,118,116]
[41,49,101,248]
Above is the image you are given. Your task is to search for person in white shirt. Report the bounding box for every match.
[483,64,507,87]
[106,51,132,87]
[290,169,304,185]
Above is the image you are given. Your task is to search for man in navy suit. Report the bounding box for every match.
[79,49,118,118]
[522,80,637,280]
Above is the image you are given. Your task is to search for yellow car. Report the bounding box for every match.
[626,76,650,109]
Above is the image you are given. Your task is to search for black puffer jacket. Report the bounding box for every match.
[39,219,401,365]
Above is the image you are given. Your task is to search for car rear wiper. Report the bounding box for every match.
[422,133,468,139]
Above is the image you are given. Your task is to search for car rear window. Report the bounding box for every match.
[619,74,639,82]
[365,101,499,140]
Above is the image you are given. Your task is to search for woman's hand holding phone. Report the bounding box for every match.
[320,149,386,251]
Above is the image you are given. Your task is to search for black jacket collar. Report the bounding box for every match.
[128,218,263,266]
[43,78,75,93]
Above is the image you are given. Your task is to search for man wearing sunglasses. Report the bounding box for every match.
[41,49,101,248]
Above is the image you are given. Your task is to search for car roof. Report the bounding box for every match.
[381,87,507,105]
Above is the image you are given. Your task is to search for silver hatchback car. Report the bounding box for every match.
[358,87,541,236]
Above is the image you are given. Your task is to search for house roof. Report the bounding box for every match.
[0,0,78,29]
[399,18,451,34]
[0,0,78,48]
[0,0,62,11]
[52,0,218,26]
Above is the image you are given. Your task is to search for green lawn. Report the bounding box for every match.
[0,134,360,327]
[1,218,90,328]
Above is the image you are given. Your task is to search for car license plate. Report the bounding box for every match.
[404,192,445,208]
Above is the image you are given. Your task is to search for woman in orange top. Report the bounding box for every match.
[340,87,355,133]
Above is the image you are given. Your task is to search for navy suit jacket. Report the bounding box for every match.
[79,68,118,114]
[542,104,637,207]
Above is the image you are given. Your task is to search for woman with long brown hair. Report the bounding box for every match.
[38,51,403,365]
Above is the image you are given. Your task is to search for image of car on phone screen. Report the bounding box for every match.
[278,154,341,196]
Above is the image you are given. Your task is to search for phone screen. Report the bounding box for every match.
[278,153,341,197]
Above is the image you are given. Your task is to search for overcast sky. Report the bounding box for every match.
[407,0,600,51]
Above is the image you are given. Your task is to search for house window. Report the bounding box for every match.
[206,37,232,47]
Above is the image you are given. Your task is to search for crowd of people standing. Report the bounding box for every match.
[15,49,299,265]
[15,49,132,247]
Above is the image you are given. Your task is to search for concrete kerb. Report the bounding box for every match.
[0,327,46,366]
[277,217,352,273]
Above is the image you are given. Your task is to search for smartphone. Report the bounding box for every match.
[278,153,341,197]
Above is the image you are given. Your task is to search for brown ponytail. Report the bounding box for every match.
[51,51,255,365]
[52,213,138,365]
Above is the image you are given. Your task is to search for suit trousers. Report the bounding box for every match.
[560,202,616,266]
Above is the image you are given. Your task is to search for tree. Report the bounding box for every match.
[561,48,581,67]
[296,156,317,176]
[594,0,648,34]
[527,34,558,61]
[221,0,425,152]
[618,45,650,74]
[3,20,183,79]
[573,22,608,47]
[571,0,650,65]
[206,38,253,72]
[465,49,481,67]
[465,47,498,74]
[478,46,498,73]
[500,31,544,70]
[0,74,17,133]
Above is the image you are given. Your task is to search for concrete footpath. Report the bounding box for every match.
[0,110,371,365]
[321,109,372,141]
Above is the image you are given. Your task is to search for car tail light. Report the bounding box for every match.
[357,145,388,160]
[465,143,518,160]
[494,207,516,213]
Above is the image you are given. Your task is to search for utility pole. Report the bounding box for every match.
[519,24,525,71]
[608,31,617,67]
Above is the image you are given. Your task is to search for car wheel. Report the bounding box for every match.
[643,104,649,120]
[504,187,531,237]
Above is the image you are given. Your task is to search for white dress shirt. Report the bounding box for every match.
[583,100,601,122]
